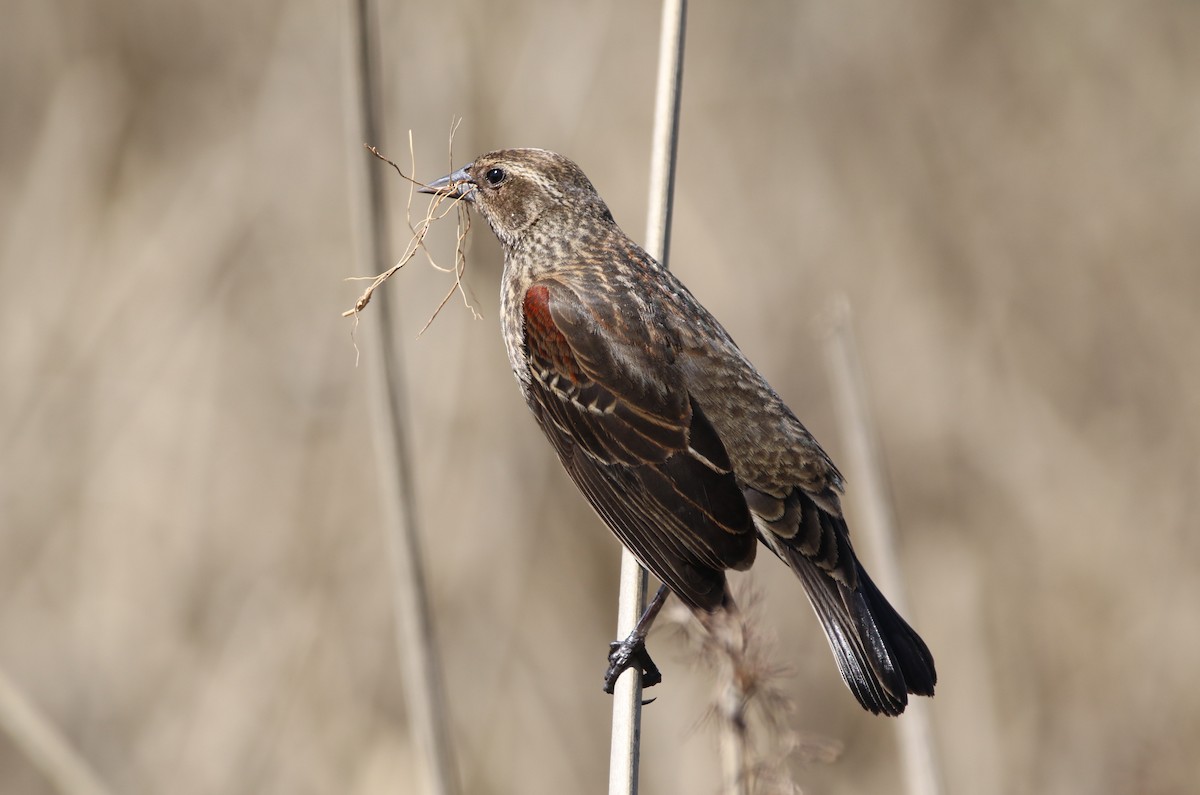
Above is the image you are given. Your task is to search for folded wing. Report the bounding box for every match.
[521,280,757,610]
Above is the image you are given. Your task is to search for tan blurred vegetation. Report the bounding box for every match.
[3,1,1198,793]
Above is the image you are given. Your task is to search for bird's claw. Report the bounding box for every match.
[603,633,662,695]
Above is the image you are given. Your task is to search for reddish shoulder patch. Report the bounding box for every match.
[523,285,581,383]
[522,285,554,330]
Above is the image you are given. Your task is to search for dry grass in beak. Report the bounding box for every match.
[343,125,480,350]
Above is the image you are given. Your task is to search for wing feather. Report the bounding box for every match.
[522,281,756,610]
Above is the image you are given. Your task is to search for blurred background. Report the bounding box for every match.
[2,1,1198,793]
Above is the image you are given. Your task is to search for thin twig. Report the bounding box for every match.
[341,141,478,325]
[342,1,460,793]
[0,666,116,795]
[821,297,944,795]
[341,168,464,314]
[609,2,687,794]
[417,207,474,337]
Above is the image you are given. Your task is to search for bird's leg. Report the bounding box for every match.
[603,584,671,694]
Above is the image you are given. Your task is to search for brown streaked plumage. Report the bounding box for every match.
[421,148,935,715]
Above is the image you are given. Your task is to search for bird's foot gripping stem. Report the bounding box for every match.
[602,583,671,695]
[603,632,662,694]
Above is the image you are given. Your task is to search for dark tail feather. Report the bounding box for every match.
[784,547,936,716]
[854,565,937,697]
[792,560,907,714]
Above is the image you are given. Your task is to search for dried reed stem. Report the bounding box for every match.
[710,612,752,795]
[821,297,944,795]
[609,1,687,794]
[0,665,115,795]
[343,1,459,793]
[666,590,833,795]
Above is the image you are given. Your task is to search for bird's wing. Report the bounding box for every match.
[743,484,857,586]
[522,280,756,610]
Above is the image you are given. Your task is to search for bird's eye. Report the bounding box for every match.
[484,167,506,186]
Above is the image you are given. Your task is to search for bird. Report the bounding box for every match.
[420,148,935,715]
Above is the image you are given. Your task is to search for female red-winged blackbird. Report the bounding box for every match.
[422,149,935,715]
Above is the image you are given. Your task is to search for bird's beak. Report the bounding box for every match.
[418,166,475,202]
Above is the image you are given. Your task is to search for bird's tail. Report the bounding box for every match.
[785,545,936,716]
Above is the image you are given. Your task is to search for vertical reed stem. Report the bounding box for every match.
[823,297,944,795]
[608,1,687,793]
[343,2,459,792]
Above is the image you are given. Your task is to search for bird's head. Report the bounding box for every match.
[420,149,614,249]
